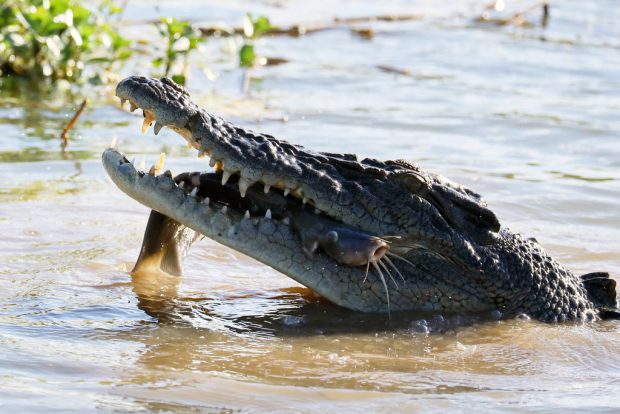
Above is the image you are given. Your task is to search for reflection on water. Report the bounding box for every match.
[1,0,620,412]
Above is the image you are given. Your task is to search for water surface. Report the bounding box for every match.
[1,1,619,412]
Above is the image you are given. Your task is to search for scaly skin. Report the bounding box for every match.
[103,76,618,322]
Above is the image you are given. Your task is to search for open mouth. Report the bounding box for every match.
[104,76,415,313]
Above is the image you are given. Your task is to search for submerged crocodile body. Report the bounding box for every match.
[103,76,618,322]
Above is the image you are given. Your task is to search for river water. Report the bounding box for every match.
[1,1,619,412]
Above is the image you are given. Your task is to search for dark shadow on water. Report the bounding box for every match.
[130,270,502,338]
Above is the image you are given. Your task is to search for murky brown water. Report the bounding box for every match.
[1,1,619,412]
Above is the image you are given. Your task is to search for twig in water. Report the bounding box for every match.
[198,13,423,39]
[60,98,87,154]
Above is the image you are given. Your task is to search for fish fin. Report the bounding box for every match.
[132,210,199,276]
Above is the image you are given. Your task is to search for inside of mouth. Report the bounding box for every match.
[170,170,293,222]
[119,102,391,268]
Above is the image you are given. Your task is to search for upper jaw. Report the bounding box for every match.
[115,76,386,235]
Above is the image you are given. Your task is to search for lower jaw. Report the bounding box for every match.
[103,148,382,311]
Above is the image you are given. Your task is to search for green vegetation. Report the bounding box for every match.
[152,17,206,85]
[0,0,273,87]
[0,0,131,81]
[239,13,272,67]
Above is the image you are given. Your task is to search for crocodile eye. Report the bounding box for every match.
[326,231,338,243]
[389,171,430,194]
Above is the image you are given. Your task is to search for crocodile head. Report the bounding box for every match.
[103,76,618,321]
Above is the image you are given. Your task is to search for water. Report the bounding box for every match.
[1,0,619,412]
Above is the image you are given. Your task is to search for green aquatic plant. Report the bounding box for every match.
[239,13,272,67]
[152,17,206,85]
[0,0,132,81]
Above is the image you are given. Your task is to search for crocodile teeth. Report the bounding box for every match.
[302,197,308,205]
[221,206,228,214]
[139,159,146,171]
[153,122,164,135]
[141,111,155,134]
[110,136,117,149]
[129,102,138,112]
[120,98,127,107]
[141,119,150,134]
[238,177,251,198]
[244,210,250,219]
[314,208,321,214]
[265,209,272,219]
[203,197,210,205]
[283,188,290,197]
[282,216,290,225]
[153,152,165,175]
[189,187,198,197]
[130,158,135,165]
[264,184,271,194]
[178,181,185,189]
[221,170,232,185]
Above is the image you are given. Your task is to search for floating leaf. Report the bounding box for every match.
[253,16,271,37]
[171,73,186,85]
[239,43,255,67]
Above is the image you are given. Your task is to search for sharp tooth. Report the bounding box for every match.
[110,136,117,149]
[129,102,138,112]
[141,111,155,134]
[302,197,308,205]
[148,165,156,176]
[244,210,250,219]
[130,158,135,165]
[209,158,216,167]
[214,161,224,172]
[314,208,321,214]
[120,98,127,106]
[139,159,146,171]
[264,184,271,194]
[227,226,236,237]
[190,187,198,197]
[221,206,228,214]
[153,122,164,135]
[221,170,232,185]
[153,152,165,175]
[163,170,172,177]
[238,177,251,198]
[203,197,210,205]
[283,188,290,197]
[141,119,152,134]
[282,216,290,225]
[264,209,272,219]
[178,181,185,189]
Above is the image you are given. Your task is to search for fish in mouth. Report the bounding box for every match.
[102,76,618,322]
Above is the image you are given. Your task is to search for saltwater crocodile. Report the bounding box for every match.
[103,76,618,322]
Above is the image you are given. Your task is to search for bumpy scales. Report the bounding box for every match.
[103,76,618,322]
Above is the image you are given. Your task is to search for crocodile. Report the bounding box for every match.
[103,76,619,322]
